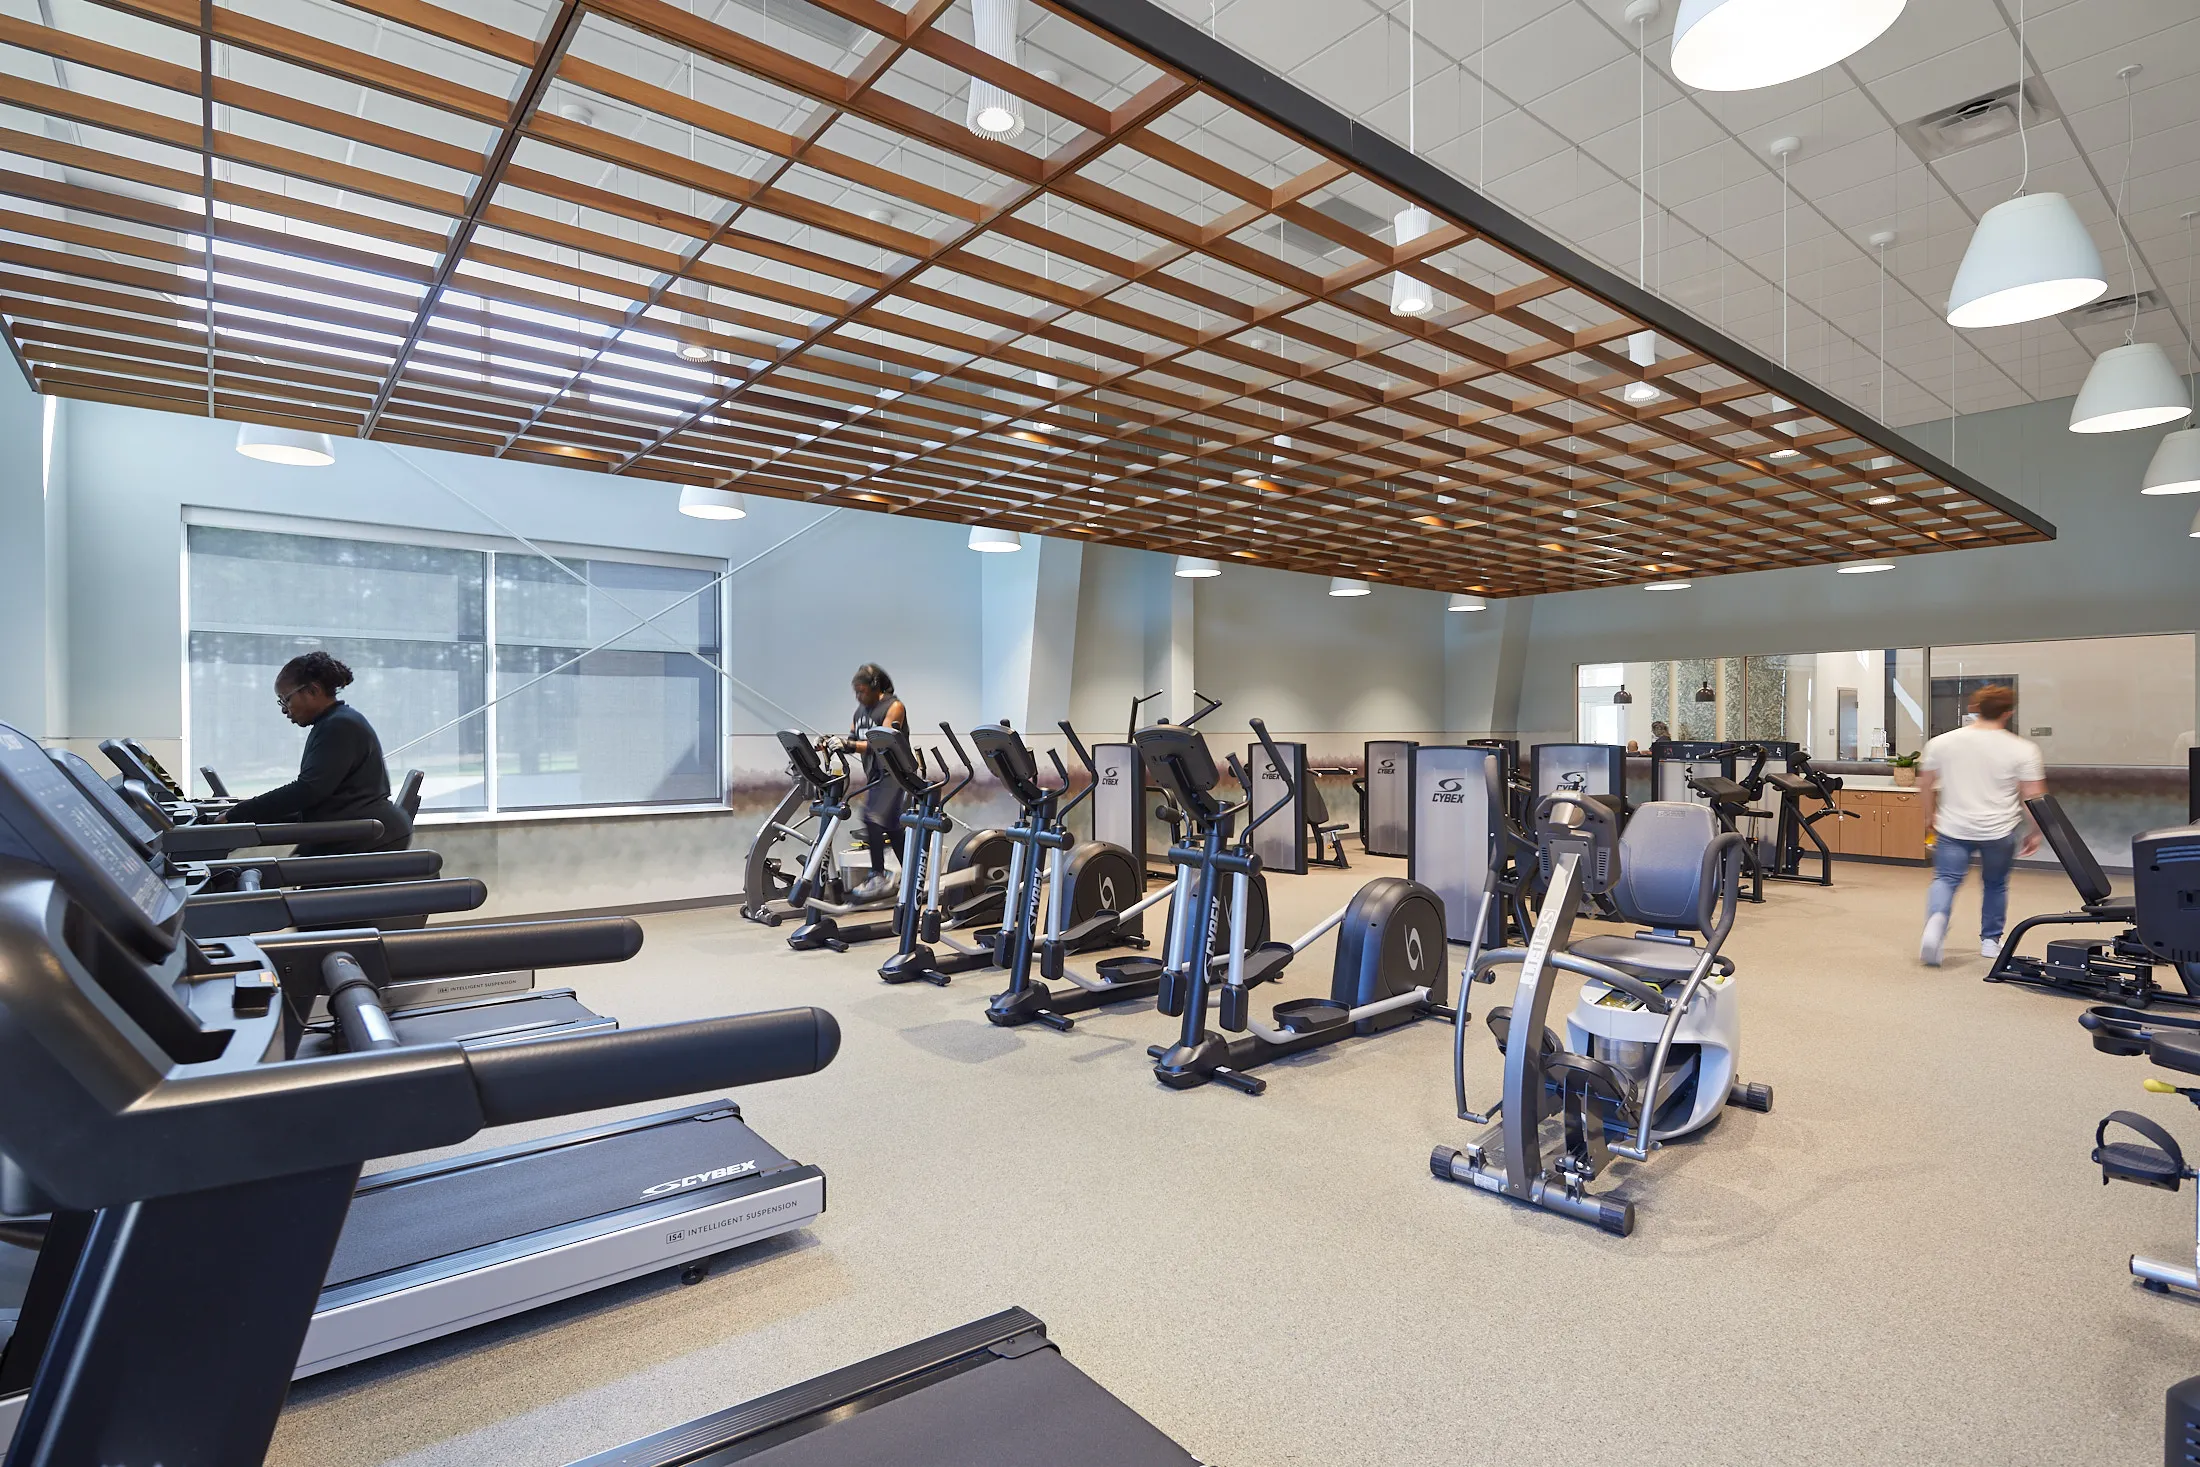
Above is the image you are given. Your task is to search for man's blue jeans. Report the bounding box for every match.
[1927,832,2018,941]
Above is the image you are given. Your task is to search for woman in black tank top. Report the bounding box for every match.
[842,663,907,902]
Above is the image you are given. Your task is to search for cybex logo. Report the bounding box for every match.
[1405,926,1425,972]
[1098,876,1120,909]
[1101,764,1121,786]
[642,1160,758,1198]
[1430,776,1466,805]
[1377,759,1395,774]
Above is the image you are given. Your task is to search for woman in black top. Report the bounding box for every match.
[223,651,413,855]
[837,663,907,903]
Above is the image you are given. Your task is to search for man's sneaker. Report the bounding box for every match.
[1981,937,2002,960]
[851,874,895,906]
[1920,912,1947,967]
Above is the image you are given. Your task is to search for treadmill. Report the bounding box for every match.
[0,719,1198,1467]
[0,725,825,1438]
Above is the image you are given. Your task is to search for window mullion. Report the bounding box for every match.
[483,550,499,816]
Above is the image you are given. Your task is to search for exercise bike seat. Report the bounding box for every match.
[1571,933,1731,980]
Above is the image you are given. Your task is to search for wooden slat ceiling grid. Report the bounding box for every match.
[0,0,2052,597]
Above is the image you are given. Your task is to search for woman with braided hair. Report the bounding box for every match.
[223,649,413,854]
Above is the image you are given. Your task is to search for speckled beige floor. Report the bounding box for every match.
[268,856,2200,1467]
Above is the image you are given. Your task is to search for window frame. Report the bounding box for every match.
[180,507,732,824]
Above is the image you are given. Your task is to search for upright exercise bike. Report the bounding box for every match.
[1432,794,1772,1235]
[975,722,1162,1029]
[1139,718,1450,1095]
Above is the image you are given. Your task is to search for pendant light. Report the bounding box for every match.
[235,422,336,466]
[1612,685,1635,705]
[1694,680,1717,703]
[968,525,1023,552]
[965,0,1025,141]
[2144,209,2200,493]
[1448,593,1488,612]
[1644,580,1692,591]
[1836,561,1893,574]
[1946,0,2104,328]
[1174,555,1220,578]
[1329,577,1371,597]
[2071,68,2187,434]
[1671,0,1906,92]
[1621,3,1662,406]
[678,485,747,520]
[1389,0,1433,318]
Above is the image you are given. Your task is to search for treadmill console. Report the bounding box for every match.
[49,748,161,854]
[0,723,181,959]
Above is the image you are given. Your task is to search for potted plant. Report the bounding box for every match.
[1888,751,1920,788]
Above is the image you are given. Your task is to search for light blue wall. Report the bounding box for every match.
[0,354,54,736]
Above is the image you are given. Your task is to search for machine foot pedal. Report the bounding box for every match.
[1272,997,1347,1034]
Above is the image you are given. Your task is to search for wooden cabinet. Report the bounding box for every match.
[1824,788,1928,862]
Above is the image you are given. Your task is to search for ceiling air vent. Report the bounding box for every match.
[2075,289,2163,321]
[1898,81,2060,161]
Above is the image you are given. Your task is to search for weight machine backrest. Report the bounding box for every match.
[2028,795,2114,908]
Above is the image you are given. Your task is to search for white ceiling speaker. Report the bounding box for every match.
[2069,341,2190,434]
[678,485,746,520]
[1390,207,1434,317]
[1836,561,1893,574]
[1946,193,2106,328]
[235,422,335,466]
[1329,577,1371,597]
[968,524,1023,552]
[1447,593,1488,612]
[966,0,1026,141]
[2143,427,2200,495]
[1174,555,1221,578]
[1644,580,1692,591]
[1671,0,1906,91]
[1623,330,1661,404]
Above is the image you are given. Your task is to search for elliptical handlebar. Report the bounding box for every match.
[1127,690,1164,743]
[937,721,977,806]
[1185,691,1222,727]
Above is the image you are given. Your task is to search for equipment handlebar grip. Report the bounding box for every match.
[323,951,400,1052]
[266,850,442,887]
[380,916,645,979]
[249,819,384,847]
[465,1009,842,1127]
[282,878,486,928]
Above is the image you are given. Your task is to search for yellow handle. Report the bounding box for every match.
[2146,1078,2180,1093]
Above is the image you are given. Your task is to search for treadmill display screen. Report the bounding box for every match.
[0,726,174,929]
[48,749,159,852]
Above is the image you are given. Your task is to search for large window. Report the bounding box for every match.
[187,518,724,814]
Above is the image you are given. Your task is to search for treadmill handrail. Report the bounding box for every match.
[466,1010,841,1126]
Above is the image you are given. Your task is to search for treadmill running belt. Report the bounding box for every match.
[724,1349,1199,1467]
[327,1113,789,1287]
[293,992,602,1058]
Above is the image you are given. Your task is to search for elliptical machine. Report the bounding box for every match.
[1139,718,1450,1096]
[878,725,1011,987]
[974,722,1163,1029]
[1432,794,1771,1235]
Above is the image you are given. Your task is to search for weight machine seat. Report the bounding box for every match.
[1688,775,1753,812]
[1569,933,1728,981]
[2027,795,2117,908]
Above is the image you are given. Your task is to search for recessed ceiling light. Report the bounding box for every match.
[1768,448,1802,460]
[1865,494,1898,505]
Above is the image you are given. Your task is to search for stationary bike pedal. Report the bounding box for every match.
[1271,998,1347,1034]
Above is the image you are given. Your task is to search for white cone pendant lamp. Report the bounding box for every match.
[2069,343,2190,434]
[1671,0,1906,91]
[678,485,747,519]
[2144,429,2200,495]
[1447,594,1487,612]
[1328,577,1370,597]
[1946,194,2106,328]
[968,525,1023,552]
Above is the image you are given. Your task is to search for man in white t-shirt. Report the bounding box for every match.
[1916,684,2045,966]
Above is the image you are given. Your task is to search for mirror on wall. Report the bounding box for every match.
[1577,651,1927,760]
[1579,633,2198,868]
